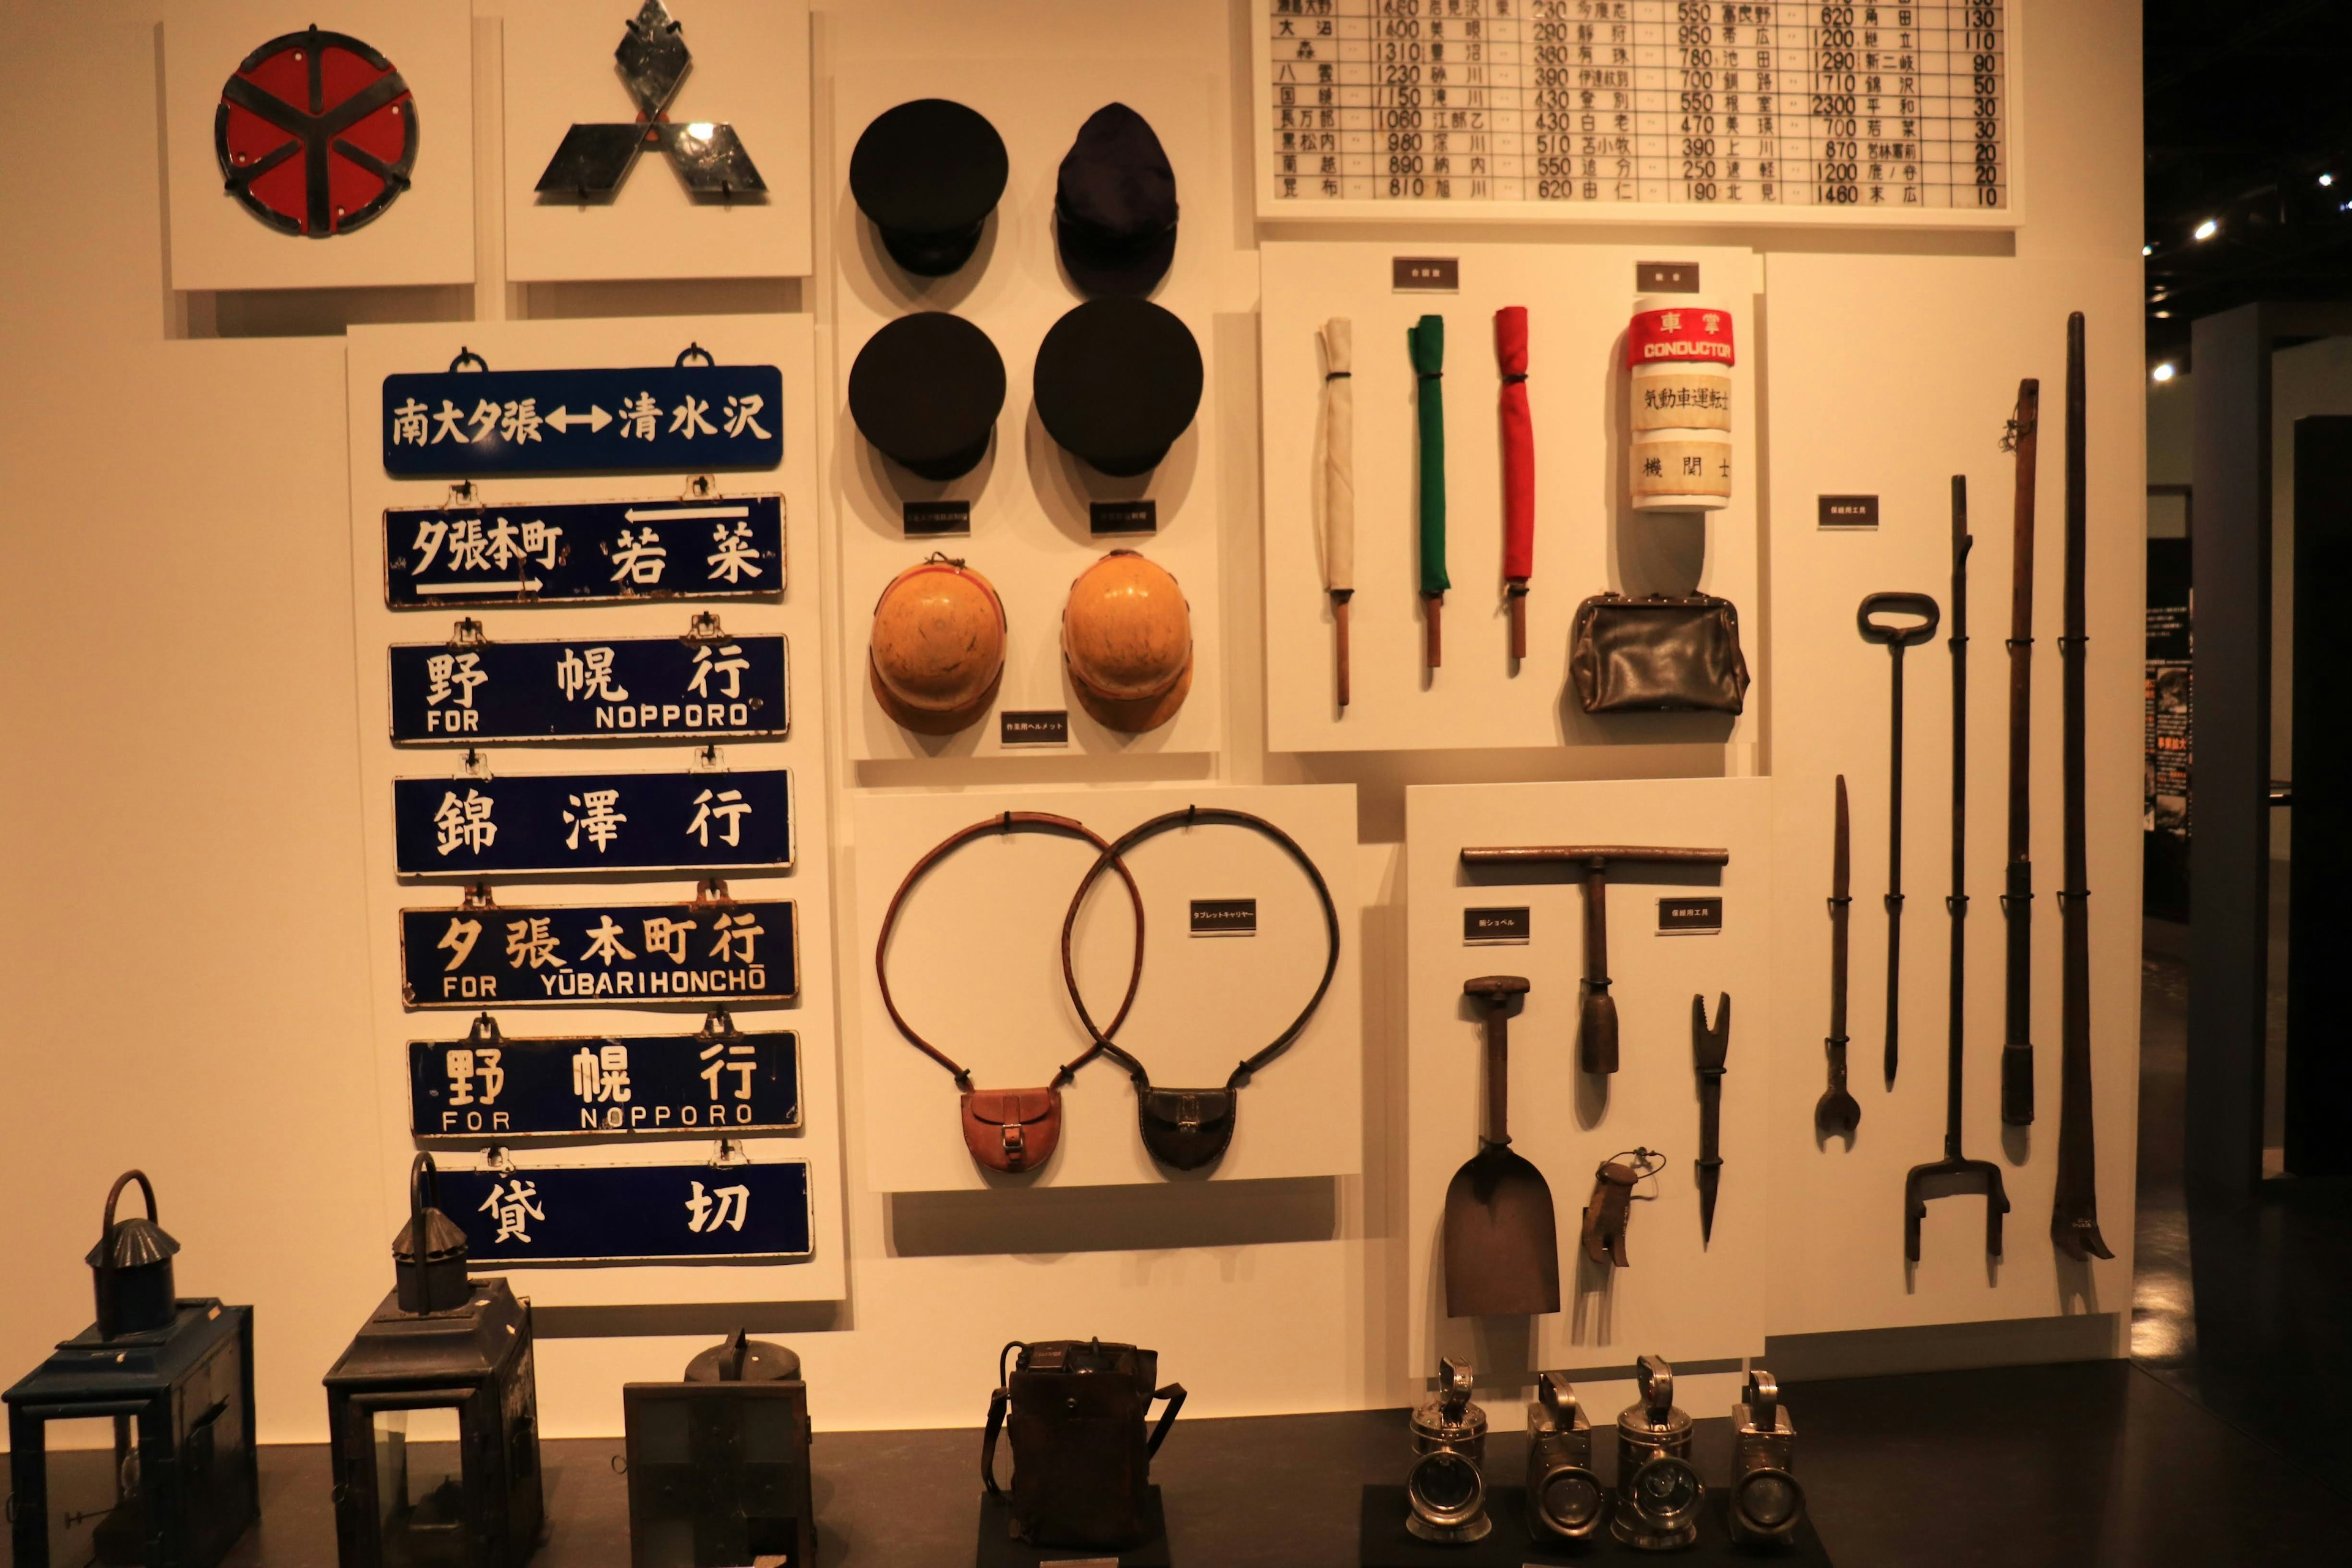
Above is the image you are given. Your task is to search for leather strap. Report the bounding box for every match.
[1059,805,1341,1095]
[878,812,1146,1090]
[1145,1383,1186,1457]
[981,1385,1008,1500]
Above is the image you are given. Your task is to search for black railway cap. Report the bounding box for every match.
[1055,103,1178,296]
[849,312,1006,481]
[850,99,1008,277]
[1033,298,1203,478]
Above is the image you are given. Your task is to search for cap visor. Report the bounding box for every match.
[1057,221,1177,298]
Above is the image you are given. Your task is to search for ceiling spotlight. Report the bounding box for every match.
[2194,218,2219,240]
[2323,173,2336,187]
[2154,311,2173,319]
[2152,363,2177,382]
[2141,243,2154,256]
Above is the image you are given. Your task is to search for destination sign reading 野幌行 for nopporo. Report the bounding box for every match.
[393,768,792,875]
[385,493,784,608]
[400,897,797,1008]
[390,630,787,743]
[410,1019,799,1139]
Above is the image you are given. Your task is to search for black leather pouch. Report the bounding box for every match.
[1569,592,1751,714]
[1136,1087,1237,1170]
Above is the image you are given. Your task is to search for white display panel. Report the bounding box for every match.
[854,785,1363,1193]
[1262,240,1762,757]
[1406,777,1773,1382]
[1253,0,2021,228]
[501,0,813,283]
[343,315,845,1305]
[829,59,1226,764]
[160,0,475,292]
[1758,254,2143,1337]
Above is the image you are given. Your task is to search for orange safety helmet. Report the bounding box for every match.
[1060,549,1193,733]
[869,554,1006,734]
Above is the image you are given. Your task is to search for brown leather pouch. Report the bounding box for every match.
[1136,1087,1237,1171]
[1569,592,1751,714]
[962,1087,1063,1173]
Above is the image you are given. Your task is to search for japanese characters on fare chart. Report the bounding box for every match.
[1264,0,2008,216]
[380,349,807,1266]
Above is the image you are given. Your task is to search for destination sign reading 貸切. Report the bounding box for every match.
[400,897,797,1009]
[410,1019,799,1139]
[384,493,784,608]
[433,1161,812,1264]
[383,361,783,475]
[390,630,787,744]
[393,768,792,875]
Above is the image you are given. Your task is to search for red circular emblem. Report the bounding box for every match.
[213,26,418,238]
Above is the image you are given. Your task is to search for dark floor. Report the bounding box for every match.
[12,919,2348,1566]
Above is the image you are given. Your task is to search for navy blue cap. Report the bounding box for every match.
[1055,104,1178,297]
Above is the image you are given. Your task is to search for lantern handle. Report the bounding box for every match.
[720,1326,749,1382]
[409,1153,442,1243]
[102,1169,158,1235]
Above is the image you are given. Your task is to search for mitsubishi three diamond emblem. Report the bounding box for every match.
[537,1,765,201]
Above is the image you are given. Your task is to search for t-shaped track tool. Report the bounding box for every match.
[1458,845,1730,1073]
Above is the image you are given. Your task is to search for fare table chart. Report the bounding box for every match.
[1261,1,2009,220]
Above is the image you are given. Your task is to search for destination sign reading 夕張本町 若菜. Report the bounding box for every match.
[384,492,783,608]
[399,897,797,1009]
[393,768,793,875]
[410,1018,799,1139]
[434,1161,812,1264]
[382,362,783,475]
[389,631,787,743]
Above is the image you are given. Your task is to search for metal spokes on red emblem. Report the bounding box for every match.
[213,26,418,238]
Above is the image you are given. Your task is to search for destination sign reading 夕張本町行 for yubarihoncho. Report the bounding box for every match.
[389,628,787,743]
[393,767,793,875]
[384,492,784,608]
[399,896,797,1008]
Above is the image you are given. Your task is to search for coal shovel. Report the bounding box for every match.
[1444,976,1561,1317]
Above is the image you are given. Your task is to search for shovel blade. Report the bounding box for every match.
[1443,1146,1561,1317]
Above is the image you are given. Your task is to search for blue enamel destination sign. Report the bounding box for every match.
[385,493,784,608]
[383,361,783,475]
[390,630,788,744]
[432,1161,812,1264]
[410,1018,799,1139]
[400,897,797,1009]
[393,768,793,875]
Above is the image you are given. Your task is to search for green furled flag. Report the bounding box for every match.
[1409,314,1449,597]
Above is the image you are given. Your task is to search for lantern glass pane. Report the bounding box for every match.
[370,1405,467,1566]
[43,1415,141,1566]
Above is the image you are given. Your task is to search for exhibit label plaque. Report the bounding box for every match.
[433,1161,813,1264]
[390,631,788,744]
[410,1022,800,1138]
[400,897,798,1008]
[393,769,793,875]
[385,494,784,607]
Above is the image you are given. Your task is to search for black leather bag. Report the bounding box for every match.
[982,1339,1185,1550]
[1136,1087,1237,1170]
[1569,591,1751,714]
